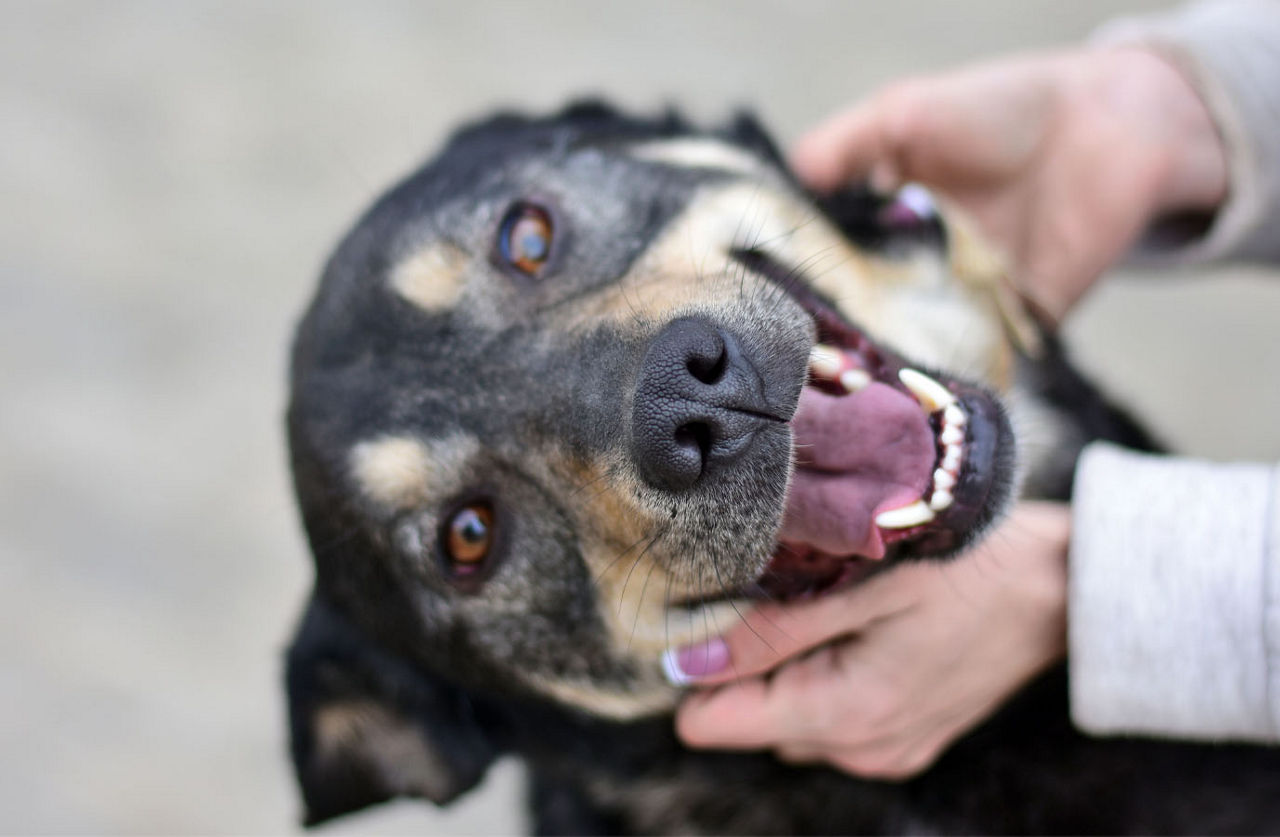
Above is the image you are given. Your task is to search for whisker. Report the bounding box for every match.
[617,525,666,617]
[593,530,660,589]
[627,546,665,651]
[708,547,777,660]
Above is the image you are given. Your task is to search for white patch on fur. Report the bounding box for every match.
[389,243,468,312]
[629,138,766,176]
[1003,385,1068,497]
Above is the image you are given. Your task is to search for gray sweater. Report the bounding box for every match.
[1071,0,1280,742]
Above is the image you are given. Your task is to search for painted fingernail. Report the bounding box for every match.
[661,638,730,685]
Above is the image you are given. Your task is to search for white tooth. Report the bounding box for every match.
[839,368,871,392]
[809,344,843,379]
[940,425,965,446]
[929,489,954,512]
[875,500,936,529]
[932,468,956,491]
[943,403,967,428]
[898,368,955,412]
[942,445,963,472]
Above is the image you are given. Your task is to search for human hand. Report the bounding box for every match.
[791,49,1228,322]
[670,502,1070,779]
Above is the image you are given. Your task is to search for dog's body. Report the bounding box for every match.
[285,104,1280,833]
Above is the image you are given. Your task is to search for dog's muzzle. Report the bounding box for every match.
[631,317,789,492]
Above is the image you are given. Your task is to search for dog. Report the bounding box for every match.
[284,103,1280,834]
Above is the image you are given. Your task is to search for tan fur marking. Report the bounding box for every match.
[937,197,1044,358]
[313,701,448,796]
[629,138,766,176]
[524,674,678,720]
[541,450,750,663]
[350,433,478,510]
[558,180,1016,389]
[313,702,367,752]
[389,242,468,312]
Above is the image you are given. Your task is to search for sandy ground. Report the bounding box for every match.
[3,1,1278,833]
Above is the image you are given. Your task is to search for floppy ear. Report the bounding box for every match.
[284,594,500,826]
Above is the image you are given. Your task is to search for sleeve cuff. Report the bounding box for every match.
[1068,443,1279,742]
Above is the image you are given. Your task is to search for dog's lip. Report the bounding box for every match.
[715,247,1012,602]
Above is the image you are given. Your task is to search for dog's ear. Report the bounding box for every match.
[720,110,788,169]
[284,594,500,826]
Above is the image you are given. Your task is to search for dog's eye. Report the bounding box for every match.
[498,203,553,276]
[442,502,494,574]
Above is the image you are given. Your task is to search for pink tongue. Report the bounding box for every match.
[780,382,935,559]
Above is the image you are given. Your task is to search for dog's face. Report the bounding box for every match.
[286,105,1027,819]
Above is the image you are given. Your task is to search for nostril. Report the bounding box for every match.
[632,317,775,492]
[686,346,728,385]
[674,421,713,466]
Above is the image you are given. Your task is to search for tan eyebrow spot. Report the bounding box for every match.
[389,243,468,312]
[349,434,479,510]
[350,437,435,508]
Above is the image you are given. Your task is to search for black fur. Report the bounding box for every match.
[285,102,1280,833]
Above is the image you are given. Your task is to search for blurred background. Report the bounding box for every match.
[3,1,1278,833]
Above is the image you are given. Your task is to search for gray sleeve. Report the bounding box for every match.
[1092,0,1280,265]
[1068,442,1280,742]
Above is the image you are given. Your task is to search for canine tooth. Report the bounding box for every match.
[898,368,955,412]
[929,489,954,512]
[942,445,963,472]
[840,368,871,392]
[943,403,967,428]
[809,344,843,380]
[940,425,965,446]
[875,500,935,529]
[933,468,956,491]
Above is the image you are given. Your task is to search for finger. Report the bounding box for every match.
[675,679,782,750]
[775,742,824,765]
[678,639,856,749]
[789,99,892,192]
[663,579,906,686]
[829,729,947,780]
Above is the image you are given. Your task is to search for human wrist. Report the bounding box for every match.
[1013,502,1070,668]
[1094,47,1228,216]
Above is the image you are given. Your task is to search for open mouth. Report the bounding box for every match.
[727,248,1014,602]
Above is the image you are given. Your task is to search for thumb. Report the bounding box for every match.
[661,579,903,686]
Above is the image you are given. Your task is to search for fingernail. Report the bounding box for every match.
[661,638,730,685]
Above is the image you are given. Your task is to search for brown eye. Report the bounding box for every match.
[498,203,553,276]
[443,503,494,574]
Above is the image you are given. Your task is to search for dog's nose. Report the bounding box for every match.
[632,317,777,492]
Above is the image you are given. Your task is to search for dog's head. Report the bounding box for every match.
[284,103,1029,821]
